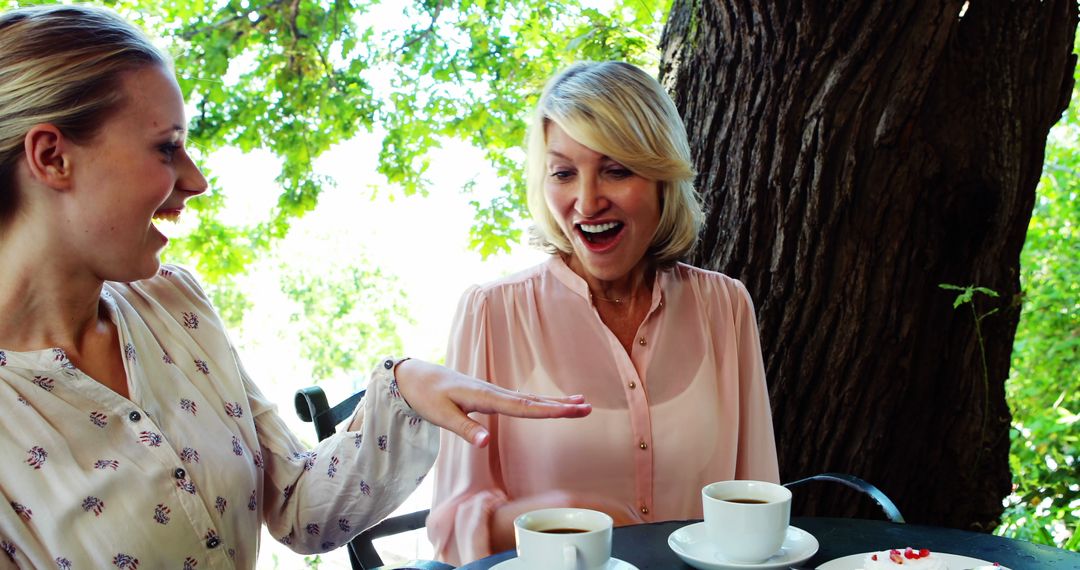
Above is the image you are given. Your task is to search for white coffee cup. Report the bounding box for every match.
[702,480,791,563]
[514,508,613,570]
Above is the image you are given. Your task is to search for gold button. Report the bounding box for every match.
[639,440,648,449]
[638,337,647,346]
[628,381,636,389]
[640,506,649,514]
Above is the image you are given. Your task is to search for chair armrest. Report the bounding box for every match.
[295,386,336,441]
[295,387,366,441]
[358,509,430,541]
[783,472,906,524]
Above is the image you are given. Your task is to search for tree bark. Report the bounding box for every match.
[659,1,1077,530]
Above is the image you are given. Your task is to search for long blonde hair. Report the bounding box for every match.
[0,4,167,222]
[526,61,703,266]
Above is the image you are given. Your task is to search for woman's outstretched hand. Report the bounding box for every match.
[393,359,591,447]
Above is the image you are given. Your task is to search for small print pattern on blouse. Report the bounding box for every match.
[0,264,439,568]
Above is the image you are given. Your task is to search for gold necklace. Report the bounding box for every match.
[589,291,623,304]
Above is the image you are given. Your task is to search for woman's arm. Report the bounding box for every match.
[730,280,780,482]
[248,357,440,554]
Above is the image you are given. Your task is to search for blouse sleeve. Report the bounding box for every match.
[730,280,781,483]
[244,355,440,553]
[427,286,509,565]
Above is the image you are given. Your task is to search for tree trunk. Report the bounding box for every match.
[659,1,1076,530]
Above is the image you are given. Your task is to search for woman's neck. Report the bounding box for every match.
[0,234,106,352]
[564,254,654,307]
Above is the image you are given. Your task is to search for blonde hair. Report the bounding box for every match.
[0,4,167,222]
[526,61,703,266]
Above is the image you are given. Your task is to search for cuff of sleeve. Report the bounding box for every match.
[375,356,421,419]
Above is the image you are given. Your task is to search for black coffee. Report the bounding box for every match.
[540,528,589,534]
[722,498,768,504]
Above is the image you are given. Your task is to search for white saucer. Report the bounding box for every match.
[817,552,1007,570]
[667,523,819,570]
[489,556,638,570]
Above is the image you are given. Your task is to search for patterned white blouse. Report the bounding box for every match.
[0,265,439,569]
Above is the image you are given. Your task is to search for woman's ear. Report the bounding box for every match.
[23,124,74,190]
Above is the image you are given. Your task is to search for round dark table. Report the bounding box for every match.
[456,517,1080,569]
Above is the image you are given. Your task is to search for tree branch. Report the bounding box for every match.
[395,3,445,55]
[179,0,288,40]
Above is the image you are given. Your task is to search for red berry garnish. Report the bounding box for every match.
[904,547,917,559]
[919,548,930,558]
[871,554,878,561]
[890,550,904,564]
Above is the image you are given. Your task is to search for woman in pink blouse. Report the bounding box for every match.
[0,5,590,568]
[428,61,780,564]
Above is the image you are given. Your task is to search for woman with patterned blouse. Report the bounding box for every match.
[0,5,590,568]
[427,62,780,564]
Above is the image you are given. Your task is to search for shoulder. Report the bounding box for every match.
[106,264,222,329]
[458,261,550,304]
[117,264,213,305]
[667,263,755,309]
[473,262,548,294]
[669,263,748,292]
[147,264,210,294]
[450,261,568,329]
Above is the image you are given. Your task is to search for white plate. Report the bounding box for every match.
[667,522,819,570]
[490,556,638,570]
[817,552,1008,569]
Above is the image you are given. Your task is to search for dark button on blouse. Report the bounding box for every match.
[206,536,221,549]
[383,359,394,370]
[173,468,186,480]
[128,411,141,422]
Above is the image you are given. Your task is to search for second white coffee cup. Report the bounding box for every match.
[514,508,613,570]
[702,480,791,563]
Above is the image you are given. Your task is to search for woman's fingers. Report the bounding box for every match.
[501,394,592,418]
[392,359,591,446]
[453,414,490,447]
[464,386,591,418]
[483,383,590,411]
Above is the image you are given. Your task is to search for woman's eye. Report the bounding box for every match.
[158,142,181,161]
[607,168,633,179]
[550,169,575,181]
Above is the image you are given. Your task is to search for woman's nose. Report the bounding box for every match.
[574,176,608,217]
[177,150,208,197]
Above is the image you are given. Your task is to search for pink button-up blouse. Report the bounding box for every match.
[427,257,779,564]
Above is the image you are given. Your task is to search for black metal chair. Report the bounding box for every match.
[783,472,906,523]
[294,386,450,570]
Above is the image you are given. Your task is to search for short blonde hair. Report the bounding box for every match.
[526,61,703,266]
[0,4,167,222]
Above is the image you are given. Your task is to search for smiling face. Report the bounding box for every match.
[543,122,661,286]
[59,64,207,282]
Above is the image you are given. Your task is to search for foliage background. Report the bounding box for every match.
[995,35,1080,549]
[4,0,1076,554]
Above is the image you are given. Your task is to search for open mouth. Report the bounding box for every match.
[576,221,624,245]
[152,209,182,224]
